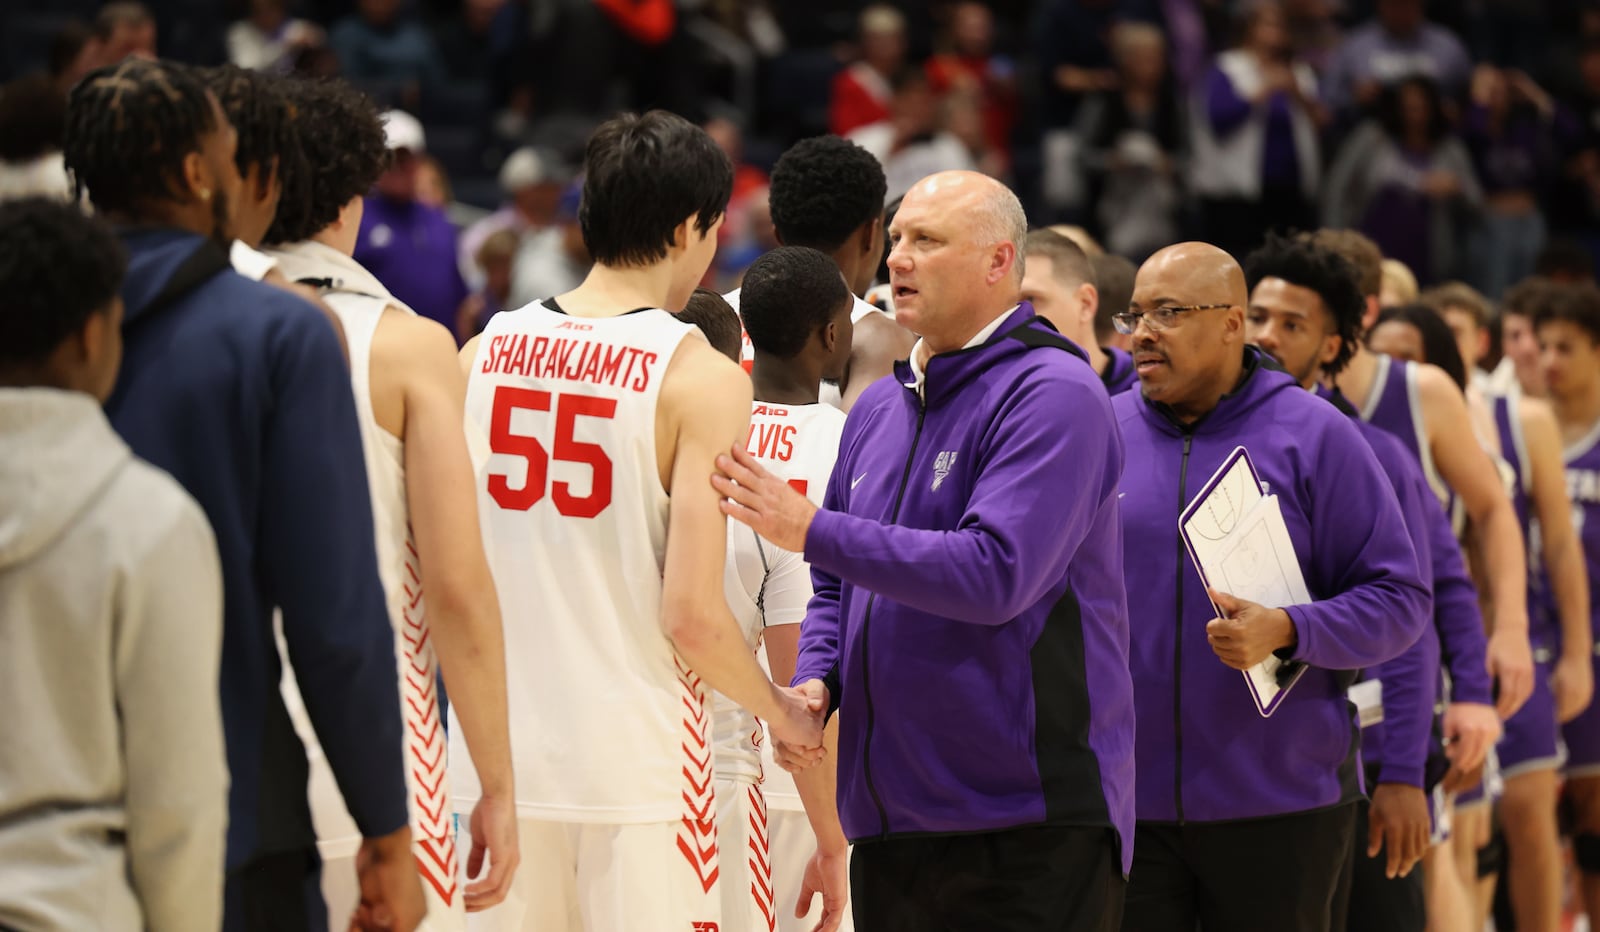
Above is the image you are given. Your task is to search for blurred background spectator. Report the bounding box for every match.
[2,0,1595,313]
[0,74,71,201]
[1073,20,1184,261]
[1190,1,1325,260]
[227,0,322,73]
[1323,75,1481,285]
[353,108,469,334]
[830,5,906,137]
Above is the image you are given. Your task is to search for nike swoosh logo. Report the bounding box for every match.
[852,473,868,489]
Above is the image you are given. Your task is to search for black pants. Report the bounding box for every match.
[1335,798,1426,932]
[851,825,1126,931]
[223,847,327,932]
[1121,803,1358,932]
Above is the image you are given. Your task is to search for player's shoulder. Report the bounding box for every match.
[1412,360,1467,407]
[662,334,752,416]
[1516,393,1560,436]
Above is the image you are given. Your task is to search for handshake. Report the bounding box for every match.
[768,678,830,774]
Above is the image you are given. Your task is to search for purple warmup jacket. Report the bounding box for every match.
[793,308,1137,875]
[1115,348,1428,823]
[1101,345,1138,396]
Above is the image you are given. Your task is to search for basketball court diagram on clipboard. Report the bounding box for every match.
[1179,446,1312,717]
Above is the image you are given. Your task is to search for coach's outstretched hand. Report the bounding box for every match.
[713,446,819,553]
[350,825,426,931]
[773,679,829,773]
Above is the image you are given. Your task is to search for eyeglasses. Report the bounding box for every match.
[1112,304,1234,335]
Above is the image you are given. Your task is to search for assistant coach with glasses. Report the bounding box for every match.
[712,170,1136,932]
[1112,242,1430,932]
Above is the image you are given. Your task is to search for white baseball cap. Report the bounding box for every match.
[381,109,426,154]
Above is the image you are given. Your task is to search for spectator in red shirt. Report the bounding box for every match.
[924,1,1017,168]
[829,5,907,137]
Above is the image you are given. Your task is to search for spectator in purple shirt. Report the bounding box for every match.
[1323,76,1482,286]
[1323,0,1472,121]
[1190,1,1327,261]
[1464,65,1566,300]
[353,110,468,337]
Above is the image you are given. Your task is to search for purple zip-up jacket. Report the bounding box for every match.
[1101,345,1139,396]
[793,308,1136,874]
[1114,348,1428,823]
[1355,420,1441,789]
[1320,368,1495,705]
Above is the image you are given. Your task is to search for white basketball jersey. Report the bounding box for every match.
[457,300,703,823]
[723,289,887,409]
[266,241,463,916]
[712,401,845,810]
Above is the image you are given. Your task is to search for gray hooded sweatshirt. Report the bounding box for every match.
[0,388,227,931]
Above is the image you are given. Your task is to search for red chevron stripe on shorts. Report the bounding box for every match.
[747,784,774,931]
[677,658,718,895]
[400,531,457,907]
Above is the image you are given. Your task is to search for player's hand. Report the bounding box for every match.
[1441,760,1484,795]
[712,446,819,553]
[1205,589,1296,670]
[1441,701,1500,781]
[463,794,520,912]
[1487,627,1534,719]
[1553,649,1594,724]
[772,680,828,773]
[350,825,425,931]
[1367,783,1430,879]
[797,844,850,932]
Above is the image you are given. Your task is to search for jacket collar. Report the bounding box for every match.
[1136,345,1296,435]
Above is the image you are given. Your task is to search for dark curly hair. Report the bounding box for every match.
[1374,304,1469,391]
[263,77,389,246]
[580,111,732,268]
[1244,233,1367,378]
[741,246,851,358]
[769,135,888,252]
[63,58,219,214]
[0,197,126,369]
[196,65,305,197]
[0,74,67,163]
[1533,282,1600,346]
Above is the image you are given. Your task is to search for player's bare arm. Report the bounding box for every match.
[373,310,519,910]
[460,333,484,380]
[1522,395,1594,722]
[840,312,914,412]
[658,337,825,757]
[1419,363,1534,716]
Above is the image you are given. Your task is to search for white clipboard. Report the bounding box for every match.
[1179,446,1311,717]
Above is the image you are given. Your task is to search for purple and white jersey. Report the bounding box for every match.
[1565,417,1600,637]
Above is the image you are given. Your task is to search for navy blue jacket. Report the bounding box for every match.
[105,229,408,870]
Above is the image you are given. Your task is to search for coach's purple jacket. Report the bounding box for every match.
[1113,347,1428,824]
[793,306,1137,875]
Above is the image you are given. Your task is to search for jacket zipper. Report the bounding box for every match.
[1175,432,1193,823]
[861,389,928,837]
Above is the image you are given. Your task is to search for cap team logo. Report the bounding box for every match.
[932,450,959,491]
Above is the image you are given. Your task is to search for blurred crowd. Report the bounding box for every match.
[5,0,1600,338]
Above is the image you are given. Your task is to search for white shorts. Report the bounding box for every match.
[766,803,855,932]
[465,817,721,932]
